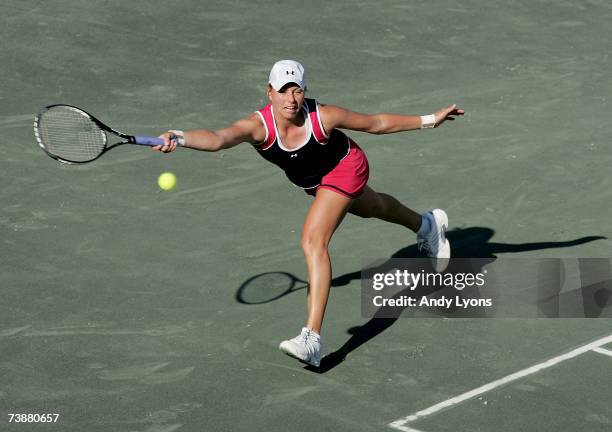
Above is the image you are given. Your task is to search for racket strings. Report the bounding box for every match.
[36,106,106,162]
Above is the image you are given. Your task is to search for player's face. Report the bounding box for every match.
[268,84,305,121]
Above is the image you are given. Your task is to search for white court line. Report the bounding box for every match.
[592,347,612,358]
[388,334,612,432]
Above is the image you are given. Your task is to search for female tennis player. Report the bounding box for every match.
[155,60,464,367]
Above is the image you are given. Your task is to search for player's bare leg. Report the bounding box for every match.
[349,186,422,231]
[349,185,450,271]
[279,188,353,366]
[301,188,353,333]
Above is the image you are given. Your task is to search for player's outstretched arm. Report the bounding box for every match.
[319,103,464,135]
[153,114,264,153]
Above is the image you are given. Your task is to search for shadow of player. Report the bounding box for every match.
[307,227,606,373]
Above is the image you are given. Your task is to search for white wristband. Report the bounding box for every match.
[420,114,436,129]
[168,130,186,146]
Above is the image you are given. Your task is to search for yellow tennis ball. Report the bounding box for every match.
[158,172,177,191]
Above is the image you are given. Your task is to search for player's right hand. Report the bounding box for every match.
[153,131,179,153]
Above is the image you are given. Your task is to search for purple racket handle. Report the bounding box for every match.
[133,136,165,146]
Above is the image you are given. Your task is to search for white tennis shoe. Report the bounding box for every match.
[417,209,451,272]
[279,327,321,367]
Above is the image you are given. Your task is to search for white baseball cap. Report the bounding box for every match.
[268,60,306,91]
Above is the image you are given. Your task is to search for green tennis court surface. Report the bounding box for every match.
[2,1,611,431]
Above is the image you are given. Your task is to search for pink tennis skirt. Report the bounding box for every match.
[306,139,370,199]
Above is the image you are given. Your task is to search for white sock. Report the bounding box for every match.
[417,213,432,237]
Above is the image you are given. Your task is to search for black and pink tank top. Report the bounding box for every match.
[254,98,350,189]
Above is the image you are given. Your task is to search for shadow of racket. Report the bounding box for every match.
[236,272,309,304]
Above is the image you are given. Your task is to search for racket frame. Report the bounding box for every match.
[34,104,165,164]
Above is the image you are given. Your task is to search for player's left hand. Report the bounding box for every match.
[434,104,465,127]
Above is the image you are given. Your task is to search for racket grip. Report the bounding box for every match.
[133,136,165,146]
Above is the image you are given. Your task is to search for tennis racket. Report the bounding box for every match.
[34,104,180,164]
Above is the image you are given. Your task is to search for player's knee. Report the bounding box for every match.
[300,231,329,256]
[352,197,384,219]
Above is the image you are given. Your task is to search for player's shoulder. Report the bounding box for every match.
[243,112,267,144]
[216,112,266,146]
[227,112,263,128]
[317,101,346,113]
[317,102,349,122]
